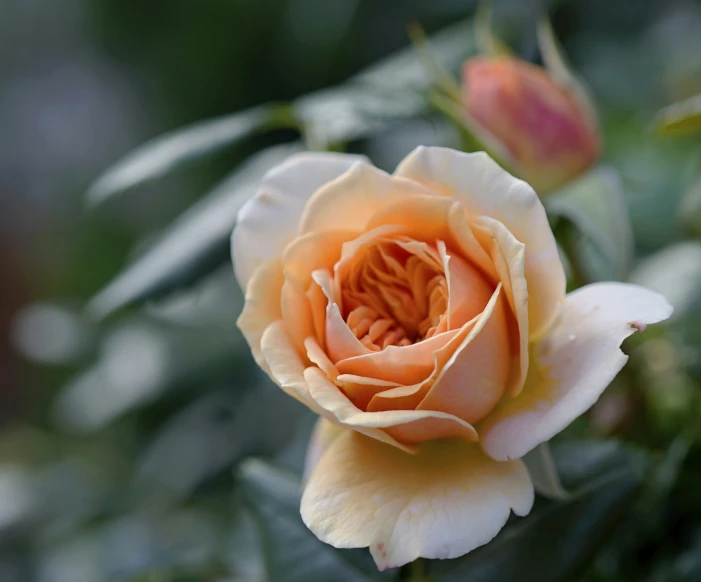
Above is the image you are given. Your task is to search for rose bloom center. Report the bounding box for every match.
[342,236,450,351]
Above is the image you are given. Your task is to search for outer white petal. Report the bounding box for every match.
[395,146,566,339]
[232,152,366,288]
[481,282,673,461]
[302,418,345,485]
[301,431,533,571]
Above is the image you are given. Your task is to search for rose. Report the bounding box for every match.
[462,56,601,194]
[232,146,671,570]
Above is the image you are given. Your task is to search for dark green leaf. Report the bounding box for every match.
[53,314,245,432]
[523,443,569,500]
[630,241,701,350]
[353,19,474,89]
[294,86,425,148]
[294,18,475,147]
[227,501,267,582]
[547,165,633,281]
[132,385,302,503]
[87,143,302,319]
[86,104,288,206]
[435,441,647,582]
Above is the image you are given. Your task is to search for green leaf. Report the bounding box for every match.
[86,104,290,207]
[630,241,701,350]
[87,143,302,319]
[523,443,569,501]
[294,86,424,149]
[227,501,268,582]
[434,441,647,582]
[132,385,303,503]
[53,314,246,432]
[546,165,633,282]
[294,18,476,148]
[239,459,389,582]
[354,19,474,90]
[37,509,220,582]
[654,93,701,137]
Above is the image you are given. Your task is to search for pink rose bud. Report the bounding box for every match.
[462,56,601,194]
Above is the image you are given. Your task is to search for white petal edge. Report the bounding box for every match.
[480,282,673,461]
[395,146,566,339]
[301,431,534,571]
[232,151,367,288]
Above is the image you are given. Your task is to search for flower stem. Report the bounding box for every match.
[403,558,430,582]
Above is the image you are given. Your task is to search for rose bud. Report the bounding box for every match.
[462,57,601,194]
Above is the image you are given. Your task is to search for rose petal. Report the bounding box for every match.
[301,431,534,570]
[311,269,371,362]
[299,162,436,236]
[332,224,407,288]
[336,375,402,411]
[363,193,456,243]
[395,146,566,338]
[280,279,315,356]
[480,282,673,461]
[436,240,495,330]
[417,289,510,424]
[335,330,458,385]
[237,258,284,372]
[305,367,478,445]
[260,320,321,411]
[302,418,345,485]
[282,229,358,289]
[261,322,420,451]
[472,215,528,395]
[367,284,502,412]
[304,337,338,380]
[448,203,499,281]
[233,152,366,288]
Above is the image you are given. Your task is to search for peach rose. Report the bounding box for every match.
[232,147,671,570]
[462,57,600,194]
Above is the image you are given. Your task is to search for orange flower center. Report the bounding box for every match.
[340,237,448,351]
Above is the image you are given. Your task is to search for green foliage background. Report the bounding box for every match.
[3,0,701,580]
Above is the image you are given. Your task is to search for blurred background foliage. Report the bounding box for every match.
[3,0,701,580]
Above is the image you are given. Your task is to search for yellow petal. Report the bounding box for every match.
[395,146,566,339]
[301,431,533,570]
[480,282,673,461]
